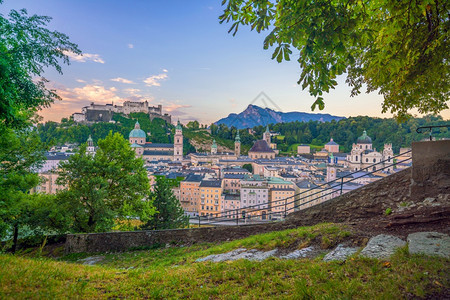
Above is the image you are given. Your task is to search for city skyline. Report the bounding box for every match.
[1,0,448,124]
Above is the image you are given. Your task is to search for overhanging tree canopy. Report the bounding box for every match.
[0,4,80,128]
[220,0,449,120]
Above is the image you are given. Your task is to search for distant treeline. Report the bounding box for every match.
[38,114,448,155]
[210,115,449,153]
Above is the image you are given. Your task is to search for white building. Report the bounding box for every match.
[346,130,394,172]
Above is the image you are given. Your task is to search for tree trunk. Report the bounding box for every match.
[12,224,19,254]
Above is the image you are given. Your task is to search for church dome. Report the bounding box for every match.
[129,121,146,138]
[357,130,372,144]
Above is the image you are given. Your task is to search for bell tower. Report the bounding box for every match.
[263,125,271,145]
[234,131,241,157]
[174,120,183,161]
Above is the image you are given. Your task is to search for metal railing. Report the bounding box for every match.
[416,124,450,141]
[190,149,412,227]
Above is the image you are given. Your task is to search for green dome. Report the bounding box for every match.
[176,120,182,130]
[235,131,240,142]
[357,130,372,144]
[129,121,146,138]
[211,139,217,148]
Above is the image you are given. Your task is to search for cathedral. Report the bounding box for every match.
[346,130,394,172]
[129,120,183,162]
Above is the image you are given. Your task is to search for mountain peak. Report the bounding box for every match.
[215,106,344,129]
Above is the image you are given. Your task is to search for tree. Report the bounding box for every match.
[141,176,189,230]
[220,0,449,120]
[0,4,80,129]
[57,132,155,233]
[0,128,49,251]
[242,163,253,173]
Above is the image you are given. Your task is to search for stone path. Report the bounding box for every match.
[194,231,449,263]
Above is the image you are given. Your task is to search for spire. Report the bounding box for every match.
[134,120,140,129]
[265,125,269,133]
[87,135,93,147]
[235,131,240,142]
[176,119,182,130]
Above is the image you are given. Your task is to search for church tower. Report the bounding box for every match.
[86,135,95,155]
[174,120,183,161]
[263,125,271,145]
[211,139,218,154]
[234,131,241,157]
[326,153,336,182]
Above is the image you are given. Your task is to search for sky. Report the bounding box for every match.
[1,0,449,124]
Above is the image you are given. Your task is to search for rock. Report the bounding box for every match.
[423,197,436,204]
[360,234,406,259]
[280,246,315,259]
[195,248,277,262]
[407,232,450,259]
[323,244,359,262]
[195,248,247,262]
[78,256,104,265]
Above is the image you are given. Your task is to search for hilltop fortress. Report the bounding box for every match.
[72,101,171,123]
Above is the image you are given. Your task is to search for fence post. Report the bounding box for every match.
[284,199,287,219]
[198,215,200,228]
[236,210,239,225]
[340,177,343,196]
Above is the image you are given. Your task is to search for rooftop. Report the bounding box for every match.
[249,140,274,153]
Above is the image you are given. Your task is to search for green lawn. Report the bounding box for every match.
[1,223,448,299]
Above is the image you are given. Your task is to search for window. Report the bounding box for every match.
[373,158,376,163]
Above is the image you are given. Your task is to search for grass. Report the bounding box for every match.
[0,223,448,299]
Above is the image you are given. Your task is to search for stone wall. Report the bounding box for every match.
[65,222,294,254]
[411,140,450,199]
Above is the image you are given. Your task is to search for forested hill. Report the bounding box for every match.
[37,113,173,146]
[37,114,448,155]
[210,115,449,154]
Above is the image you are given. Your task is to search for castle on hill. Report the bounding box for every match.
[72,101,171,124]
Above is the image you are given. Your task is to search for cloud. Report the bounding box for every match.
[38,82,123,122]
[76,79,86,83]
[71,85,121,103]
[162,69,168,73]
[127,43,134,49]
[111,77,135,84]
[63,51,105,64]
[144,72,168,87]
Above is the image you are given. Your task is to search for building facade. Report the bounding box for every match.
[346,131,394,172]
[129,121,183,162]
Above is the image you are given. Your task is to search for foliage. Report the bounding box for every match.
[210,115,449,154]
[0,129,42,241]
[56,132,155,233]
[37,113,173,147]
[141,177,189,230]
[242,163,253,173]
[220,0,449,120]
[0,5,80,129]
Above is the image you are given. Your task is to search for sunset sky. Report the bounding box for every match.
[1,0,449,124]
